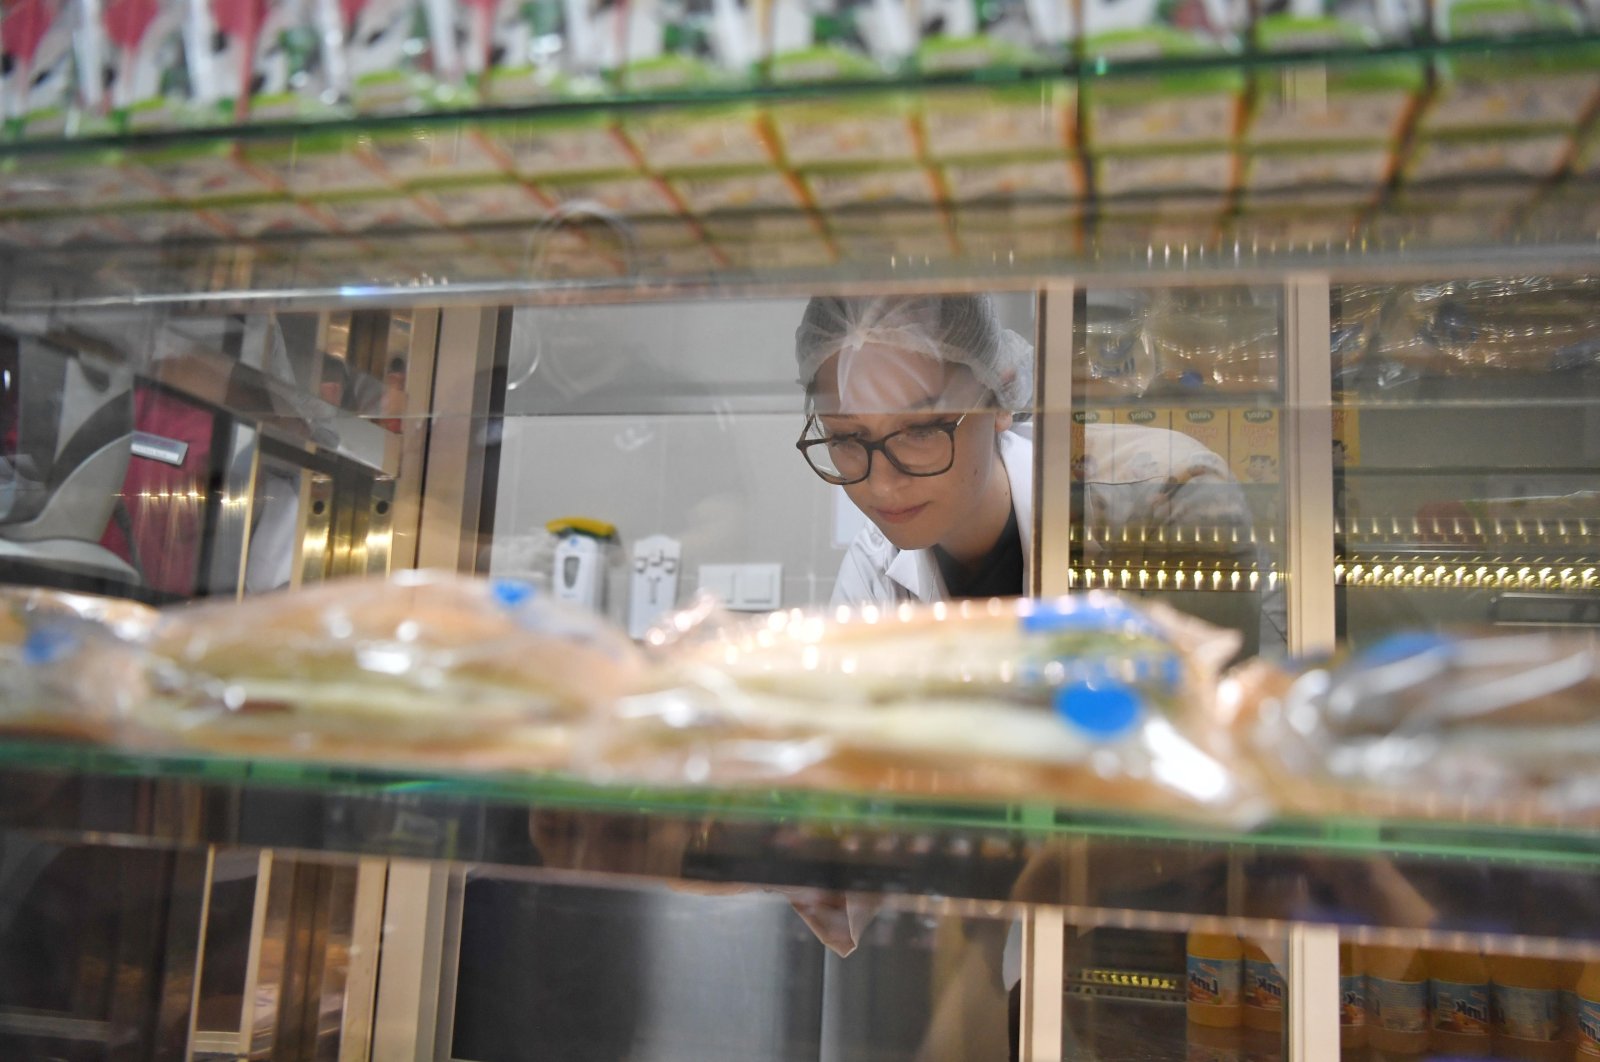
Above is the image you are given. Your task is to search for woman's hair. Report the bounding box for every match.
[795,293,1035,415]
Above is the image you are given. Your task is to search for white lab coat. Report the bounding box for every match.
[831,428,1035,607]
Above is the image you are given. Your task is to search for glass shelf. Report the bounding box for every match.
[0,35,1595,310]
[5,737,1600,953]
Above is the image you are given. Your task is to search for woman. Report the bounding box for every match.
[795,293,1035,605]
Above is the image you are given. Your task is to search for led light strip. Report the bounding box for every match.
[1065,566,1280,592]
[1335,561,1600,591]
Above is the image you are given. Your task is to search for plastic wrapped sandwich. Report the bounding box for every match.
[135,571,646,770]
[588,592,1268,824]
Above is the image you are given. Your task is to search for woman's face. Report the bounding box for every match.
[811,344,1011,553]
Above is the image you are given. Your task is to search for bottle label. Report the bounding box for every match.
[1188,955,1242,1008]
[1432,978,1492,1037]
[1245,958,1286,1014]
[1368,976,1428,1034]
[1493,983,1560,1042]
[1341,973,1367,1028]
[1579,997,1600,1056]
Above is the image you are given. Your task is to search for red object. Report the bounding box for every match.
[100,387,218,597]
[1,0,61,68]
[102,0,160,51]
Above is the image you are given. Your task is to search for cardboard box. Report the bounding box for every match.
[1331,407,1361,467]
[1171,406,1230,463]
[1229,407,1280,484]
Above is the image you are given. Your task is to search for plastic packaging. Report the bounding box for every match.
[1577,961,1600,1057]
[1368,945,1430,1055]
[1243,628,1600,823]
[1,0,82,136]
[1189,932,1245,1028]
[1490,954,1566,1061]
[138,570,646,769]
[1430,949,1493,1056]
[1243,939,1286,1032]
[594,592,1266,823]
[1342,942,1368,1049]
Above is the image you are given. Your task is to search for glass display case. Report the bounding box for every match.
[1,12,1598,1059]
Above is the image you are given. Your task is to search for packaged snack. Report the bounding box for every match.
[1245,0,1426,147]
[1228,407,1278,483]
[595,593,1265,823]
[116,201,237,241]
[1405,133,1575,184]
[243,133,396,196]
[1096,149,1237,196]
[184,0,333,122]
[137,572,647,769]
[767,0,919,164]
[940,155,1080,204]
[1243,144,1393,194]
[1,0,82,136]
[482,114,643,179]
[414,177,549,227]
[460,0,572,102]
[1423,0,1600,134]
[534,171,683,214]
[208,196,338,237]
[1240,629,1600,822]
[315,191,444,232]
[670,168,805,212]
[920,82,1074,160]
[1,150,165,211]
[1080,0,1248,150]
[88,0,191,130]
[0,587,155,744]
[128,142,282,202]
[335,0,449,112]
[363,124,510,185]
[623,104,775,169]
[804,164,939,209]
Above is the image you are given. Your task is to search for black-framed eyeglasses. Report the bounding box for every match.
[795,413,969,485]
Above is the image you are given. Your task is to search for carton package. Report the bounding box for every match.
[313,192,444,232]
[915,0,1074,158]
[1405,132,1575,184]
[1422,0,1600,133]
[181,0,328,122]
[335,0,451,112]
[1245,0,1426,147]
[804,164,940,209]
[364,124,510,185]
[1228,406,1279,484]
[1110,405,1171,480]
[1243,144,1393,194]
[481,115,642,179]
[87,0,191,130]
[767,0,919,165]
[1,0,82,136]
[1080,0,1248,150]
[114,202,232,241]
[534,171,684,214]
[1171,405,1229,462]
[207,196,338,237]
[1330,406,1359,466]
[414,178,551,227]
[244,134,397,196]
[670,168,806,212]
[1096,149,1237,196]
[129,142,282,201]
[1,150,165,211]
[941,155,1081,204]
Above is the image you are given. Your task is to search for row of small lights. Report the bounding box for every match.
[1335,561,1600,590]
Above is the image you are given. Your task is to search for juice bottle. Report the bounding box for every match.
[1576,961,1600,1058]
[1489,954,1566,1062]
[1188,932,1244,1028]
[1341,942,1368,1051]
[1429,948,1492,1057]
[1187,1020,1246,1062]
[1367,944,1429,1055]
[1243,939,1287,1033]
[1561,961,1585,1044]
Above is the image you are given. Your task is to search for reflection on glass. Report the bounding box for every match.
[1073,286,1287,658]
[1332,277,1600,646]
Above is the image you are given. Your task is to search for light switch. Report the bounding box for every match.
[697,564,739,604]
[733,563,783,610]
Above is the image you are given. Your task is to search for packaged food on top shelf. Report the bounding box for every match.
[1141,287,1282,393]
[127,141,283,202]
[412,177,550,227]
[940,155,1081,204]
[1404,132,1576,184]
[0,150,167,212]
[765,0,921,166]
[130,572,648,768]
[1339,276,1600,384]
[534,170,684,215]
[362,124,512,186]
[1095,149,1238,197]
[590,593,1269,823]
[913,0,1074,160]
[616,0,775,170]
[803,163,940,209]
[1229,629,1600,824]
[0,587,156,744]
[313,190,445,232]
[243,133,398,196]
[1079,0,1247,150]
[1244,0,1426,147]
[1241,144,1393,197]
[953,201,1081,260]
[333,0,457,112]
[1,0,85,136]
[670,168,807,213]
[479,114,642,179]
[184,0,338,123]
[207,196,341,237]
[84,0,192,131]
[1421,0,1600,134]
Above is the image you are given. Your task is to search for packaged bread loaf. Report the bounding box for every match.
[589,592,1267,824]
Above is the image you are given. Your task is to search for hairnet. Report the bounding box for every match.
[795,294,1035,414]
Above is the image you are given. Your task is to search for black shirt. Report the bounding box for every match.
[933,505,1024,599]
